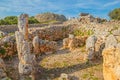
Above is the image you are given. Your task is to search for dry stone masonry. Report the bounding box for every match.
[0,35,16,58]
[63,34,87,50]
[33,36,57,55]
[29,25,73,41]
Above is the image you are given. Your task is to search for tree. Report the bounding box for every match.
[28,16,39,24]
[109,8,120,20]
[0,16,39,25]
[4,16,18,24]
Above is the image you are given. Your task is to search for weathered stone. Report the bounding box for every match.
[0,68,7,79]
[0,58,7,79]
[18,14,29,40]
[94,37,105,59]
[102,47,120,80]
[86,35,97,50]
[115,36,120,42]
[59,73,69,80]
[68,34,74,39]
[33,36,40,54]
[63,36,87,50]
[112,28,120,36]
[32,36,57,55]
[105,35,117,48]
[86,35,97,60]
[29,25,72,41]
[0,58,5,69]
[16,14,36,77]
[63,38,70,49]
[19,62,33,75]
[0,31,7,37]
[20,53,35,65]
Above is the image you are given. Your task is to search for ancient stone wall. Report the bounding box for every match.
[29,25,73,41]
[63,34,87,50]
[0,24,48,33]
[85,25,120,80]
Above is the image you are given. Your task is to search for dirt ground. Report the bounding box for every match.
[3,41,103,80]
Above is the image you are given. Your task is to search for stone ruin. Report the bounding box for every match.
[102,34,120,80]
[79,13,107,23]
[32,36,57,55]
[86,25,120,79]
[29,25,73,41]
[86,35,105,60]
[63,34,87,50]
[14,14,60,79]
[0,12,120,80]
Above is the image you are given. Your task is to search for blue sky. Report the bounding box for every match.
[0,0,120,19]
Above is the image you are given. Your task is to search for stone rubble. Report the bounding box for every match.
[0,58,7,79]
[29,25,73,41]
[33,36,57,55]
[0,35,16,58]
[63,34,87,50]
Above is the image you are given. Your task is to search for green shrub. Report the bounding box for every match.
[0,47,6,55]
[109,8,120,20]
[73,29,94,36]
[0,16,39,25]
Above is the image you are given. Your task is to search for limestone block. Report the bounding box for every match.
[105,35,117,48]
[33,36,40,54]
[102,47,120,80]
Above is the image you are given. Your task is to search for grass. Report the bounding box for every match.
[40,47,103,80]
[82,73,89,79]
[39,20,60,24]
[9,32,14,36]
[0,35,3,38]
[73,29,94,37]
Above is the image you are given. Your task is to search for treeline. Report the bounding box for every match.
[109,8,120,20]
[0,16,39,25]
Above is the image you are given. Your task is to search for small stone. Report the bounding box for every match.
[59,73,69,80]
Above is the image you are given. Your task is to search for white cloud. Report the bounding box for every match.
[103,0,120,7]
[74,1,102,9]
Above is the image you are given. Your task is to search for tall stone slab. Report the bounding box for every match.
[15,14,36,79]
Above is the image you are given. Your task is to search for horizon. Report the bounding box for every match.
[0,0,120,19]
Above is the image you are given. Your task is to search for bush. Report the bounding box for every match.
[109,8,120,20]
[28,16,39,24]
[0,16,39,25]
[73,29,94,36]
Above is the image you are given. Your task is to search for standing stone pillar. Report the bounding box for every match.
[18,14,29,40]
[86,35,97,61]
[15,14,35,79]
